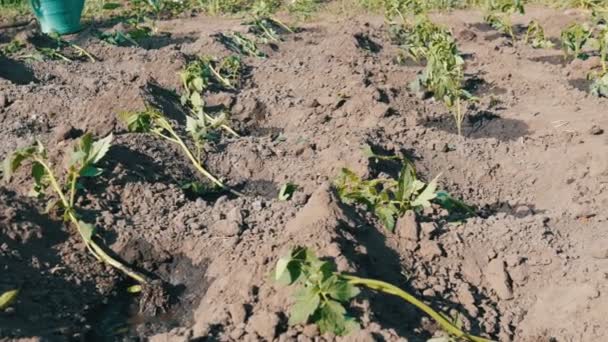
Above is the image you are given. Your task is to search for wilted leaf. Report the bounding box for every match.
[80,166,103,177]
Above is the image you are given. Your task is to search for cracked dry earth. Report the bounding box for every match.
[1,5,607,342]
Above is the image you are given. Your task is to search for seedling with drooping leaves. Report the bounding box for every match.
[2,134,150,285]
[96,29,140,47]
[485,13,515,39]
[561,23,592,60]
[275,247,493,341]
[21,33,96,63]
[179,55,242,139]
[119,108,242,196]
[246,0,294,43]
[391,15,474,135]
[524,20,555,49]
[0,39,25,56]
[215,32,267,58]
[335,154,439,231]
[411,24,475,136]
[483,0,525,41]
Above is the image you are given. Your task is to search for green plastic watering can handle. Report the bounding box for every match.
[30,0,43,20]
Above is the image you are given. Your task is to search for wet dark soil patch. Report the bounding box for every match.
[0,56,38,84]
[568,78,591,92]
[238,179,279,199]
[424,111,530,141]
[469,22,494,33]
[87,239,209,340]
[244,124,284,139]
[529,55,568,66]
[464,76,507,96]
[354,33,382,53]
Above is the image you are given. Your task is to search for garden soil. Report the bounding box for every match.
[1,5,607,342]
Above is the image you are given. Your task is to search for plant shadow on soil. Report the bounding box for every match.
[423,110,530,141]
[0,190,103,338]
[330,193,495,340]
[0,56,38,84]
[0,190,211,340]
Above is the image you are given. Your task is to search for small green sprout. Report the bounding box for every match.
[275,247,493,341]
[216,32,267,58]
[278,183,297,201]
[524,20,555,49]
[485,13,515,40]
[561,23,592,60]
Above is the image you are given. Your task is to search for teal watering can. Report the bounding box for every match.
[30,0,85,35]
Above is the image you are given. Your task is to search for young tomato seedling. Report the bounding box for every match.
[275,247,493,341]
[119,108,242,196]
[3,134,149,284]
[561,23,592,60]
[524,20,555,49]
[246,0,293,43]
[215,32,267,58]
[335,155,439,231]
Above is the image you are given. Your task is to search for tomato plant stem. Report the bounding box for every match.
[34,157,148,284]
[341,275,493,342]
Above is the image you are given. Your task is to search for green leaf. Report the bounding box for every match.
[314,300,358,336]
[31,162,45,185]
[77,220,96,243]
[190,92,203,109]
[118,111,153,132]
[3,147,35,182]
[289,287,320,325]
[90,133,113,164]
[326,279,360,302]
[80,166,103,177]
[127,285,142,293]
[411,174,440,209]
[102,2,122,10]
[0,289,19,310]
[276,259,302,285]
[278,183,297,201]
[375,205,397,231]
[275,256,292,281]
[192,77,205,93]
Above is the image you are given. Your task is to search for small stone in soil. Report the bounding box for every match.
[589,125,604,135]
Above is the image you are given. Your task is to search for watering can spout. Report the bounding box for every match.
[29,0,85,35]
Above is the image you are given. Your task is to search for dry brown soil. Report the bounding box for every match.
[0,5,607,342]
